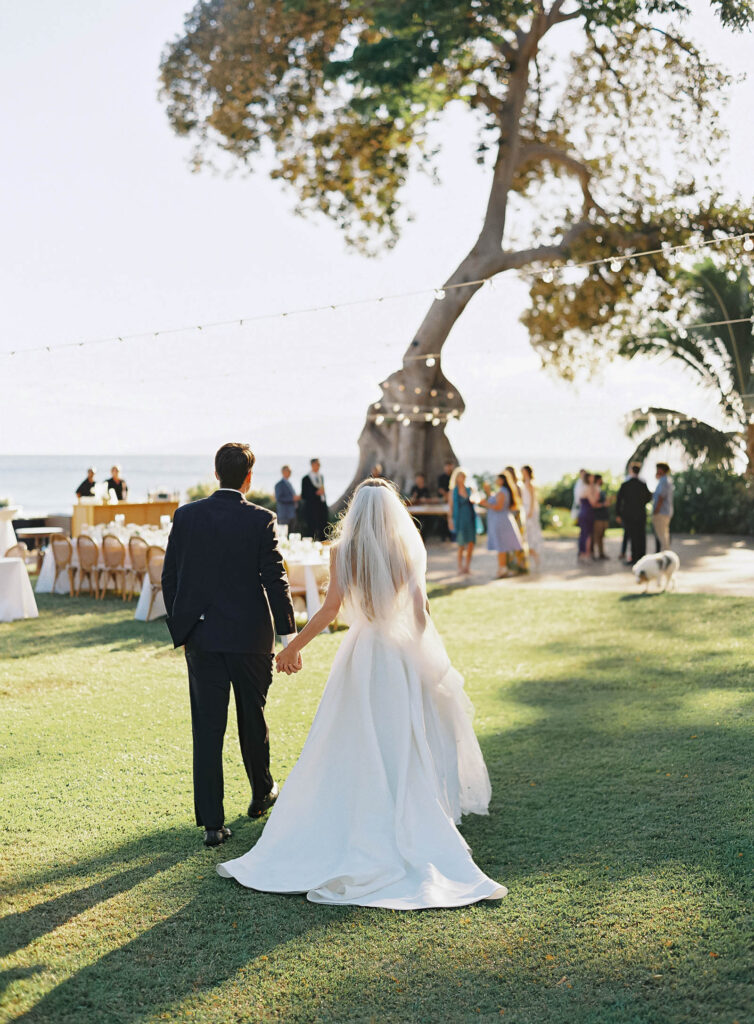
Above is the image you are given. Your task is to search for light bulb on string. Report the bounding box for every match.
[414,387,422,395]
[375,414,384,425]
[447,391,455,399]
[430,389,438,397]
[425,413,433,422]
[398,384,406,391]
[542,269,554,284]
[374,402,382,410]
[412,405,420,414]
[403,417,411,427]
[392,404,401,413]
[432,418,440,426]
[434,289,446,301]
[432,407,440,415]
[744,235,754,252]
[426,357,436,367]
[609,259,621,273]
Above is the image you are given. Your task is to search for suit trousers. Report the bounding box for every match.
[622,515,647,564]
[184,644,274,828]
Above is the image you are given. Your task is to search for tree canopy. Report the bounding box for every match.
[160,0,754,493]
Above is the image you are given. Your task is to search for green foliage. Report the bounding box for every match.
[2,589,754,1021]
[186,479,216,501]
[186,482,276,509]
[624,407,743,469]
[620,260,753,468]
[246,488,276,511]
[672,466,754,534]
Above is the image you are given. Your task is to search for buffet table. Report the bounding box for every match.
[72,501,178,537]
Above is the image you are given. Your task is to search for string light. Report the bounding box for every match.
[609,259,622,272]
[3,231,751,359]
[426,356,436,367]
[375,414,384,425]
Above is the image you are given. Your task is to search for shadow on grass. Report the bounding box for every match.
[1,597,170,659]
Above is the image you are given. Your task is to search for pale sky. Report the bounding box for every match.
[0,1,752,463]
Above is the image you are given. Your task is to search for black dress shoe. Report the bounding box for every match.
[248,782,279,819]
[203,826,232,847]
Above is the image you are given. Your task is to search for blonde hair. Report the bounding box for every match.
[449,466,468,492]
[333,478,422,621]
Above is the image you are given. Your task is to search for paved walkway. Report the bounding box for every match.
[426,534,754,597]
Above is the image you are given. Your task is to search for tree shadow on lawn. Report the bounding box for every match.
[1,605,171,659]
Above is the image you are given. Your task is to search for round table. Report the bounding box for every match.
[0,556,38,622]
[15,526,65,572]
[0,506,21,557]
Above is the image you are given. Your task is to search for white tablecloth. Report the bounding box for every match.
[134,579,166,621]
[0,557,38,622]
[0,507,20,557]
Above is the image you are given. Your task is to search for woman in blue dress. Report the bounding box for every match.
[480,472,524,578]
[448,467,477,575]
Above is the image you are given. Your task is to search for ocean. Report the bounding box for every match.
[0,454,619,517]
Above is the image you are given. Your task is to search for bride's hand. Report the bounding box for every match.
[276,647,303,674]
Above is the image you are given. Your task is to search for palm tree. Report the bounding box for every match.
[620,259,754,474]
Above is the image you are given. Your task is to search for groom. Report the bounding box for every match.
[162,442,300,847]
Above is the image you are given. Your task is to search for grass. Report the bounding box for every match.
[1,584,753,1024]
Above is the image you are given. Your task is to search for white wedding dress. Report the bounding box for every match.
[217,544,506,910]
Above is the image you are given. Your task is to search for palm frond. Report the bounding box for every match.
[624,406,743,470]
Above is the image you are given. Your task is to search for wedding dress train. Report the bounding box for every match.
[218,596,506,909]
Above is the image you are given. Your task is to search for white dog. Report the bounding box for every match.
[633,550,680,592]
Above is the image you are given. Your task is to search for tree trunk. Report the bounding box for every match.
[338,251,496,504]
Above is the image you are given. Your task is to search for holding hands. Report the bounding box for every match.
[276,645,303,675]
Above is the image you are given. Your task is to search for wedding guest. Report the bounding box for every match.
[274,465,299,529]
[616,462,652,565]
[105,465,128,501]
[571,468,588,522]
[75,467,96,499]
[437,461,455,500]
[301,458,329,541]
[591,473,610,560]
[577,473,601,563]
[504,465,528,572]
[409,473,430,504]
[652,463,674,551]
[448,467,476,575]
[479,472,524,578]
[520,465,542,568]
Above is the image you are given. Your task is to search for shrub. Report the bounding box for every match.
[186,481,276,511]
[671,467,754,534]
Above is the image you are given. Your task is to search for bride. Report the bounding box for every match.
[217,478,507,909]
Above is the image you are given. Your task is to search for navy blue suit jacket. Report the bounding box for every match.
[161,490,296,652]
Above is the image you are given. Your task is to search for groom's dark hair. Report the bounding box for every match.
[215,442,255,490]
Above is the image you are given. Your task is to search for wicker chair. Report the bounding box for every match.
[145,545,165,619]
[51,535,75,593]
[100,534,128,599]
[4,542,28,563]
[75,535,100,598]
[127,536,149,600]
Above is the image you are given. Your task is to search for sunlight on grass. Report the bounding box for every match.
[1,588,753,1023]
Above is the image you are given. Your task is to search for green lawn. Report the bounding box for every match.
[1,586,752,1024]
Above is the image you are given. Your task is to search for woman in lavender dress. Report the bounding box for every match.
[578,473,601,563]
[479,473,524,579]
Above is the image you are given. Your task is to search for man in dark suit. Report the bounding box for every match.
[300,457,329,540]
[162,442,298,847]
[616,462,652,566]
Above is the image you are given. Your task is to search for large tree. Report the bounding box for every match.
[160,0,753,499]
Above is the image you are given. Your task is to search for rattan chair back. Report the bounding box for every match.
[77,535,100,571]
[51,535,73,568]
[102,534,126,568]
[129,536,149,574]
[4,542,28,560]
[146,546,165,585]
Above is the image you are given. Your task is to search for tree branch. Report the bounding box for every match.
[516,142,607,217]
